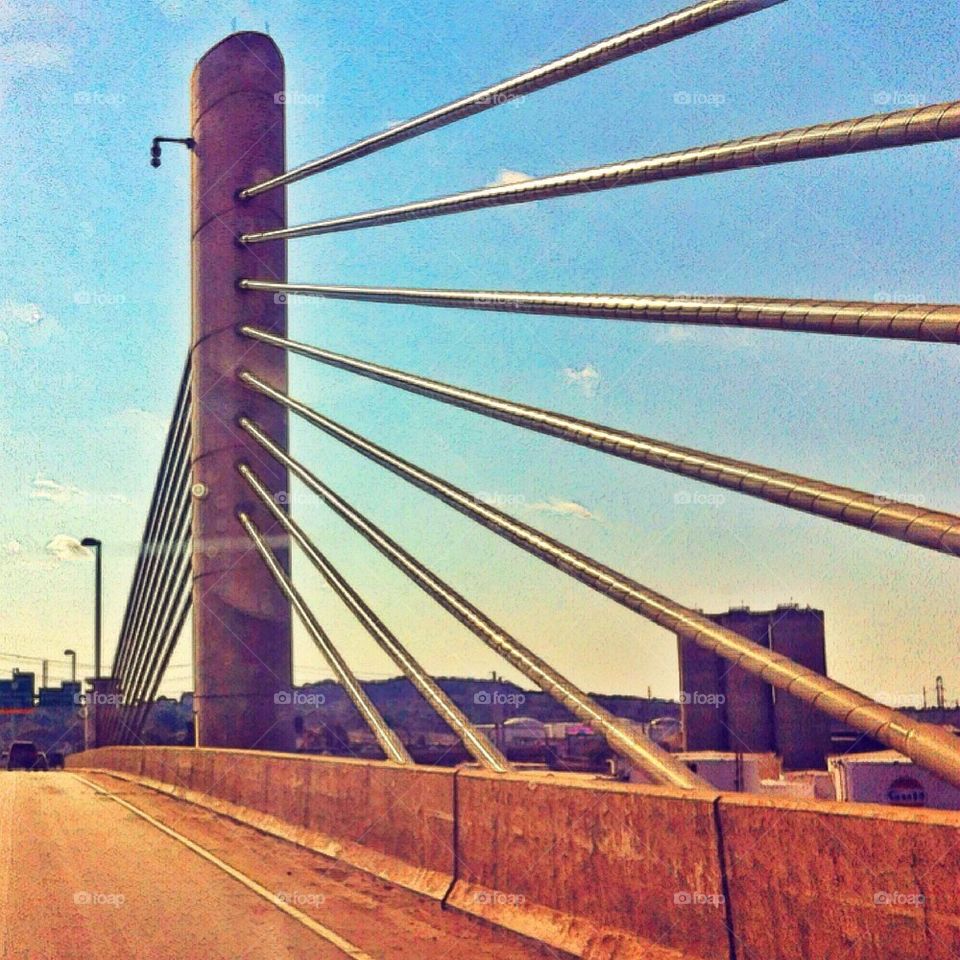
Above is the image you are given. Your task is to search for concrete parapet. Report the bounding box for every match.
[68,748,960,959]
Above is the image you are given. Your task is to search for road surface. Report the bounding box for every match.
[0,772,554,960]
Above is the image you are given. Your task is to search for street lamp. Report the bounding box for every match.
[63,649,77,684]
[80,537,102,679]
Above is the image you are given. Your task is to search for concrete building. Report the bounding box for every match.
[677,604,832,770]
[0,670,35,709]
[37,681,82,708]
[829,751,960,810]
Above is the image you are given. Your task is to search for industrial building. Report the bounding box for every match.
[0,670,35,709]
[677,604,832,770]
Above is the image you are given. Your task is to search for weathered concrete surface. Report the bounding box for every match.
[1,772,559,960]
[69,748,960,959]
[448,769,727,960]
[190,31,293,751]
[71,747,455,899]
[717,792,960,960]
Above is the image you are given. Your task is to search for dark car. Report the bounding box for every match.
[7,741,40,771]
[46,750,65,770]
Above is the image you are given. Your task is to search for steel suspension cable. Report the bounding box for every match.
[240,332,960,557]
[122,506,191,716]
[113,371,192,680]
[240,280,960,344]
[239,417,708,790]
[238,380,960,789]
[107,484,191,744]
[239,463,510,772]
[238,512,413,765]
[111,368,190,678]
[239,0,786,198]
[242,101,960,243]
[112,395,192,685]
[125,575,192,744]
[115,559,190,745]
[111,446,192,721]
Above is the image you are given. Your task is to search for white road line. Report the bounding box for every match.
[73,774,375,960]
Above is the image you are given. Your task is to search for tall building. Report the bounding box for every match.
[677,605,831,770]
[0,669,36,709]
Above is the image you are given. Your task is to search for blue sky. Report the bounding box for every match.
[0,0,957,707]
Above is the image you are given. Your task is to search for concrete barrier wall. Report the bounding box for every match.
[448,769,728,960]
[69,748,960,960]
[717,792,960,960]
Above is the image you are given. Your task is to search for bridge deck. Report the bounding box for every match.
[0,773,557,960]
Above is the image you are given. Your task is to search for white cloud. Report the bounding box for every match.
[562,364,601,397]
[490,168,533,187]
[30,474,84,504]
[0,40,69,70]
[527,498,596,521]
[45,534,91,562]
[0,300,44,327]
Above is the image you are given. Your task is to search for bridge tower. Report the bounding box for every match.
[190,33,292,749]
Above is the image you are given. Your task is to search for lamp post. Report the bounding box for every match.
[80,537,102,679]
[63,649,77,684]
